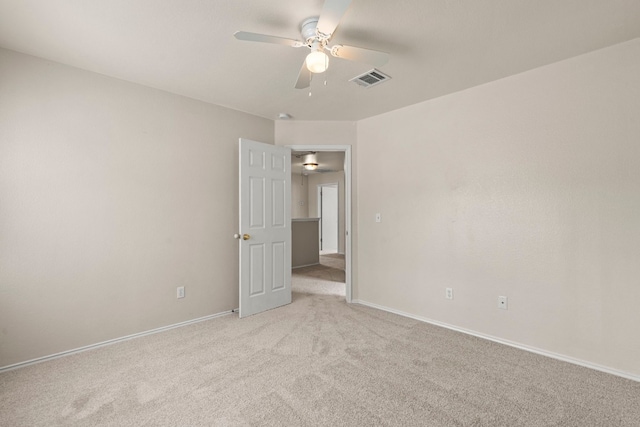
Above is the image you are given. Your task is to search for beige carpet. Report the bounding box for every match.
[292,254,346,296]
[1,265,639,426]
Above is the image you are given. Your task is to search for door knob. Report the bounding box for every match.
[242,234,250,240]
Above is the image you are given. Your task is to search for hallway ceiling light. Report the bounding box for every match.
[303,153,319,170]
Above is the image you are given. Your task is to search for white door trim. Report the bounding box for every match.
[288,145,353,303]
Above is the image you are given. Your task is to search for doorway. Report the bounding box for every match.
[288,145,352,303]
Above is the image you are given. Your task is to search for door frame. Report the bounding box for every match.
[287,145,352,303]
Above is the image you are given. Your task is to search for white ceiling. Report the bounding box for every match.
[292,151,345,175]
[1,0,639,121]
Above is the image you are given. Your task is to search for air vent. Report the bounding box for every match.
[349,69,391,88]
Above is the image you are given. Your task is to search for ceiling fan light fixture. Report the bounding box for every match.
[303,153,319,170]
[305,50,329,73]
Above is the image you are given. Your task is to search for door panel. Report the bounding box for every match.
[272,242,286,290]
[272,179,286,227]
[249,177,265,228]
[249,244,265,296]
[239,139,291,317]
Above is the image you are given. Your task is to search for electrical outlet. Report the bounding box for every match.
[445,287,453,300]
[498,296,508,310]
[177,286,185,299]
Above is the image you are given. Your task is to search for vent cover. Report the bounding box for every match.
[349,69,391,88]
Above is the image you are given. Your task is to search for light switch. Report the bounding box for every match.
[375,213,381,223]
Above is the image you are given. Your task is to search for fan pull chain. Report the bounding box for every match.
[322,54,328,86]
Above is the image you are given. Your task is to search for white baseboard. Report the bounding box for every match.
[0,310,235,373]
[292,262,320,269]
[352,299,640,383]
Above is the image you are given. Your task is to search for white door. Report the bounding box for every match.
[319,184,338,253]
[237,138,291,318]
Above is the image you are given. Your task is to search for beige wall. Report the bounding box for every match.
[291,172,309,218]
[0,49,274,367]
[292,220,320,268]
[276,121,357,147]
[356,39,640,376]
[308,172,346,254]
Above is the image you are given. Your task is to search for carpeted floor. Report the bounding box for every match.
[292,254,346,296]
[1,259,639,426]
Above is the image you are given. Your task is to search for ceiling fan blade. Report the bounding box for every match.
[316,0,352,38]
[295,61,312,89]
[234,31,303,47]
[330,44,389,67]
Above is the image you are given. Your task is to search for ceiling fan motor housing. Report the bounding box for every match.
[300,17,322,44]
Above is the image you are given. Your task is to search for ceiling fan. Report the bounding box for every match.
[234,0,389,89]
